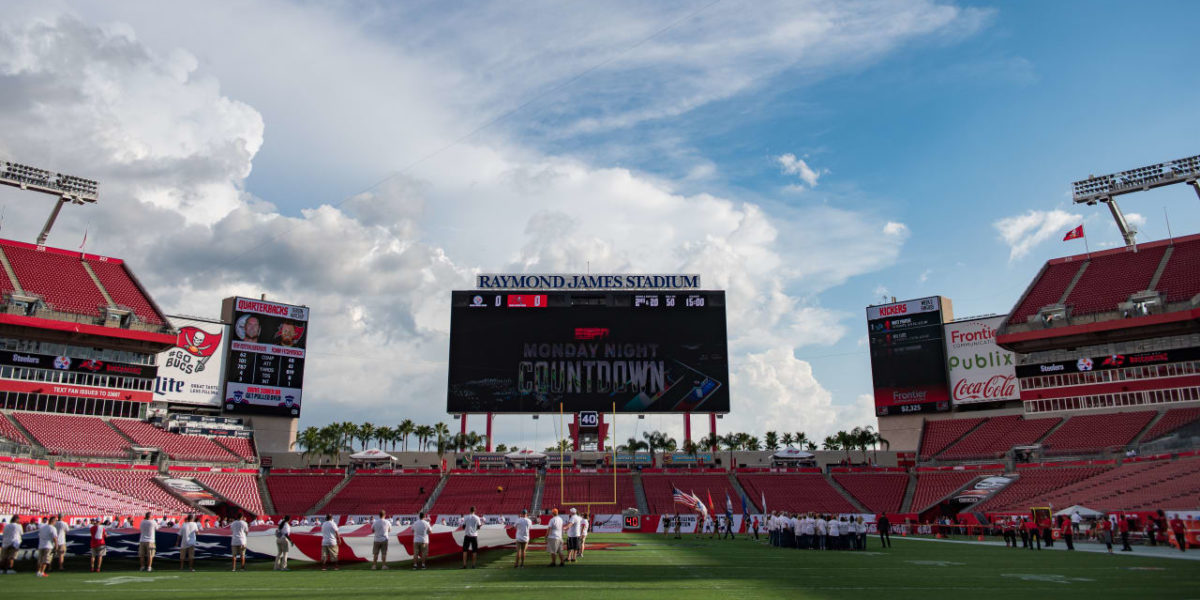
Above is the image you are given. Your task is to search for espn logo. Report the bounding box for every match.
[575,327,610,340]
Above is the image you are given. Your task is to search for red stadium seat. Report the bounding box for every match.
[112,419,241,463]
[14,412,130,458]
[0,462,176,515]
[1155,239,1200,303]
[85,258,167,325]
[429,474,534,515]
[63,467,192,513]
[911,471,995,512]
[831,473,908,514]
[191,472,265,516]
[541,472,639,513]
[1142,407,1200,442]
[1063,246,1166,315]
[1040,411,1155,456]
[735,473,853,514]
[1010,262,1082,322]
[937,416,1060,460]
[266,474,345,515]
[326,474,443,515]
[918,418,985,460]
[640,474,752,514]
[1,241,108,316]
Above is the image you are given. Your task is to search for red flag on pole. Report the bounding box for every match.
[706,489,716,513]
[1063,224,1084,241]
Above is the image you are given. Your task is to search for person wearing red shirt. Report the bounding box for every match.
[1170,516,1187,552]
[1118,516,1133,552]
[1039,516,1053,548]
[1026,518,1041,551]
[1099,517,1114,554]
[89,518,107,573]
[1060,515,1075,551]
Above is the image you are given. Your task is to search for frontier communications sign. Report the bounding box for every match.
[944,315,1018,405]
[475,274,700,290]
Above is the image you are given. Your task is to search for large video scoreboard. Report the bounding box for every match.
[221,296,308,417]
[867,296,952,416]
[447,290,729,414]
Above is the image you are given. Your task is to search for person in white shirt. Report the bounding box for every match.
[411,512,431,570]
[36,516,58,578]
[815,516,827,551]
[320,514,340,571]
[274,515,293,571]
[371,510,392,570]
[230,514,249,571]
[177,515,199,572]
[580,513,590,556]
[461,506,483,569]
[828,517,841,550]
[3,515,22,574]
[565,508,583,562]
[513,509,533,568]
[139,512,159,571]
[52,513,68,572]
[546,509,565,567]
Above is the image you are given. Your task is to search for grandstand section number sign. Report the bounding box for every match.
[221,297,309,417]
[578,411,599,429]
[447,290,729,413]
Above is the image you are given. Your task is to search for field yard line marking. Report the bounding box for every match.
[25,585,1156,594]
[899,537,1200,561]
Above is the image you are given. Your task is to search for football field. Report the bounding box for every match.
[5,534,1198,599]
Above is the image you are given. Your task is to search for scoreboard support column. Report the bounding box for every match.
[486,412,494,452]
[572,413,581,451]
[597,413,606,452]
[461,414,468,437]
[683,412,691,444]
[709,413,718,452]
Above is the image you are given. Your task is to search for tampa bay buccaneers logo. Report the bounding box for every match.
[176,326,223,372]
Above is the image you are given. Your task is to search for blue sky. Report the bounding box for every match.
[2,0,1199,446]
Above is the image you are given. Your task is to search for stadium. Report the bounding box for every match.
[0,156,1198,598]
[2,4,1200,598]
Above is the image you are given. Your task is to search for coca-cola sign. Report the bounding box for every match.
[944,315,1019,405]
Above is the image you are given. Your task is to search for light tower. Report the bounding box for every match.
[1072,154,1200,247]
[0,159,98,245]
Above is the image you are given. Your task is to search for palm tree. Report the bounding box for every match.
[805,441,818,451]
[398,419,415,451]
[414,425,433,451]
[293,426,322,465]
[780,432,794,447]
[495,443,508,453]
[835,430,855,463]
[721,434,739,452]
[745,436,761,451]
[793,432,811,450]
[822,435,839,451]
[434,422,451,451]
[764,431,779,451]
[700,432,720,453]
[373,426,391,450]
[338,422,356,450]
[682,439,699,463]
[621,436,648,453]
[357,423,376,450]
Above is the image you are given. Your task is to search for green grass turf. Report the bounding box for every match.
[3,534,1198,599]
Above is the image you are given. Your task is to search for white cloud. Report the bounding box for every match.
[993,209,1082,261]
[918,268,932,284]
[0,3,969,444]
[776,153,822,187]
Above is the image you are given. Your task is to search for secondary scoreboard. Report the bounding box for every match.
[866,296,953,416]
[220,296,309,417]
[447,290,729,414]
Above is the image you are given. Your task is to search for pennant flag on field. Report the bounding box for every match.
[741,493,748,517]
[725,492,733,516]
[706,489,716,514]
[1063,224,1084,241]
[761,491,767,515]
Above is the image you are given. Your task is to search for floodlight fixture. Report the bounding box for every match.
[1071,154,1200,248]
[0,159,99,246]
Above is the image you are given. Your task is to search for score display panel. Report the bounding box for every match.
[222,297,309,417]
[447,290,729,414]
[866,297,951,417]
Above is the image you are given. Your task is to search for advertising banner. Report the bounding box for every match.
[1015,346,1200,378]
[155,317,227,407]
[0,350,155,379]
[944,316,1019,405]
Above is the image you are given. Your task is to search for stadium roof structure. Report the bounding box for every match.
[0,238,174,349]
[998,232,1200,353]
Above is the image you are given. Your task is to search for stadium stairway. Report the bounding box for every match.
[0,247,20,291]
[105,418,138,445]
[79,260,117,307]
[421,472,451,514]
[257,474,276,515]
[1130,411,1168,446]
[899,472,917,513]
[632,471,650,514]
[309,473,354,514]
[1,413,37,447]
[530,471,545,514]
[726,471,758,513]
[824,474,868,513]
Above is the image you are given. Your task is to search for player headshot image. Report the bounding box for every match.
[275,322,304,347]
[236,315,262,342]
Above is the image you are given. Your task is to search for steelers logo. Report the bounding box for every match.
[1076,357,1094,371]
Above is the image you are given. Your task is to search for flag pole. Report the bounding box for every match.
[1165,207,1175,244]
[1083,228,1091,258]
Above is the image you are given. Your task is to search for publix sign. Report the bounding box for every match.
[944,315,1019,405]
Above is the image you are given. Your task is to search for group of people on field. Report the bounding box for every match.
[765,512,883,550]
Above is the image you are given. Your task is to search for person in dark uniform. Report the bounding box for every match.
[1027,518,1041,550]
[1039,515,1053,548]
[1169,515,1187,552]
[877,514,891,548]
[1018,518,1029,549]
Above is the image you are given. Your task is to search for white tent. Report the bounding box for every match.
[1054,505,1104,518]
[349,448,395,462]
[773,447,814,459]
